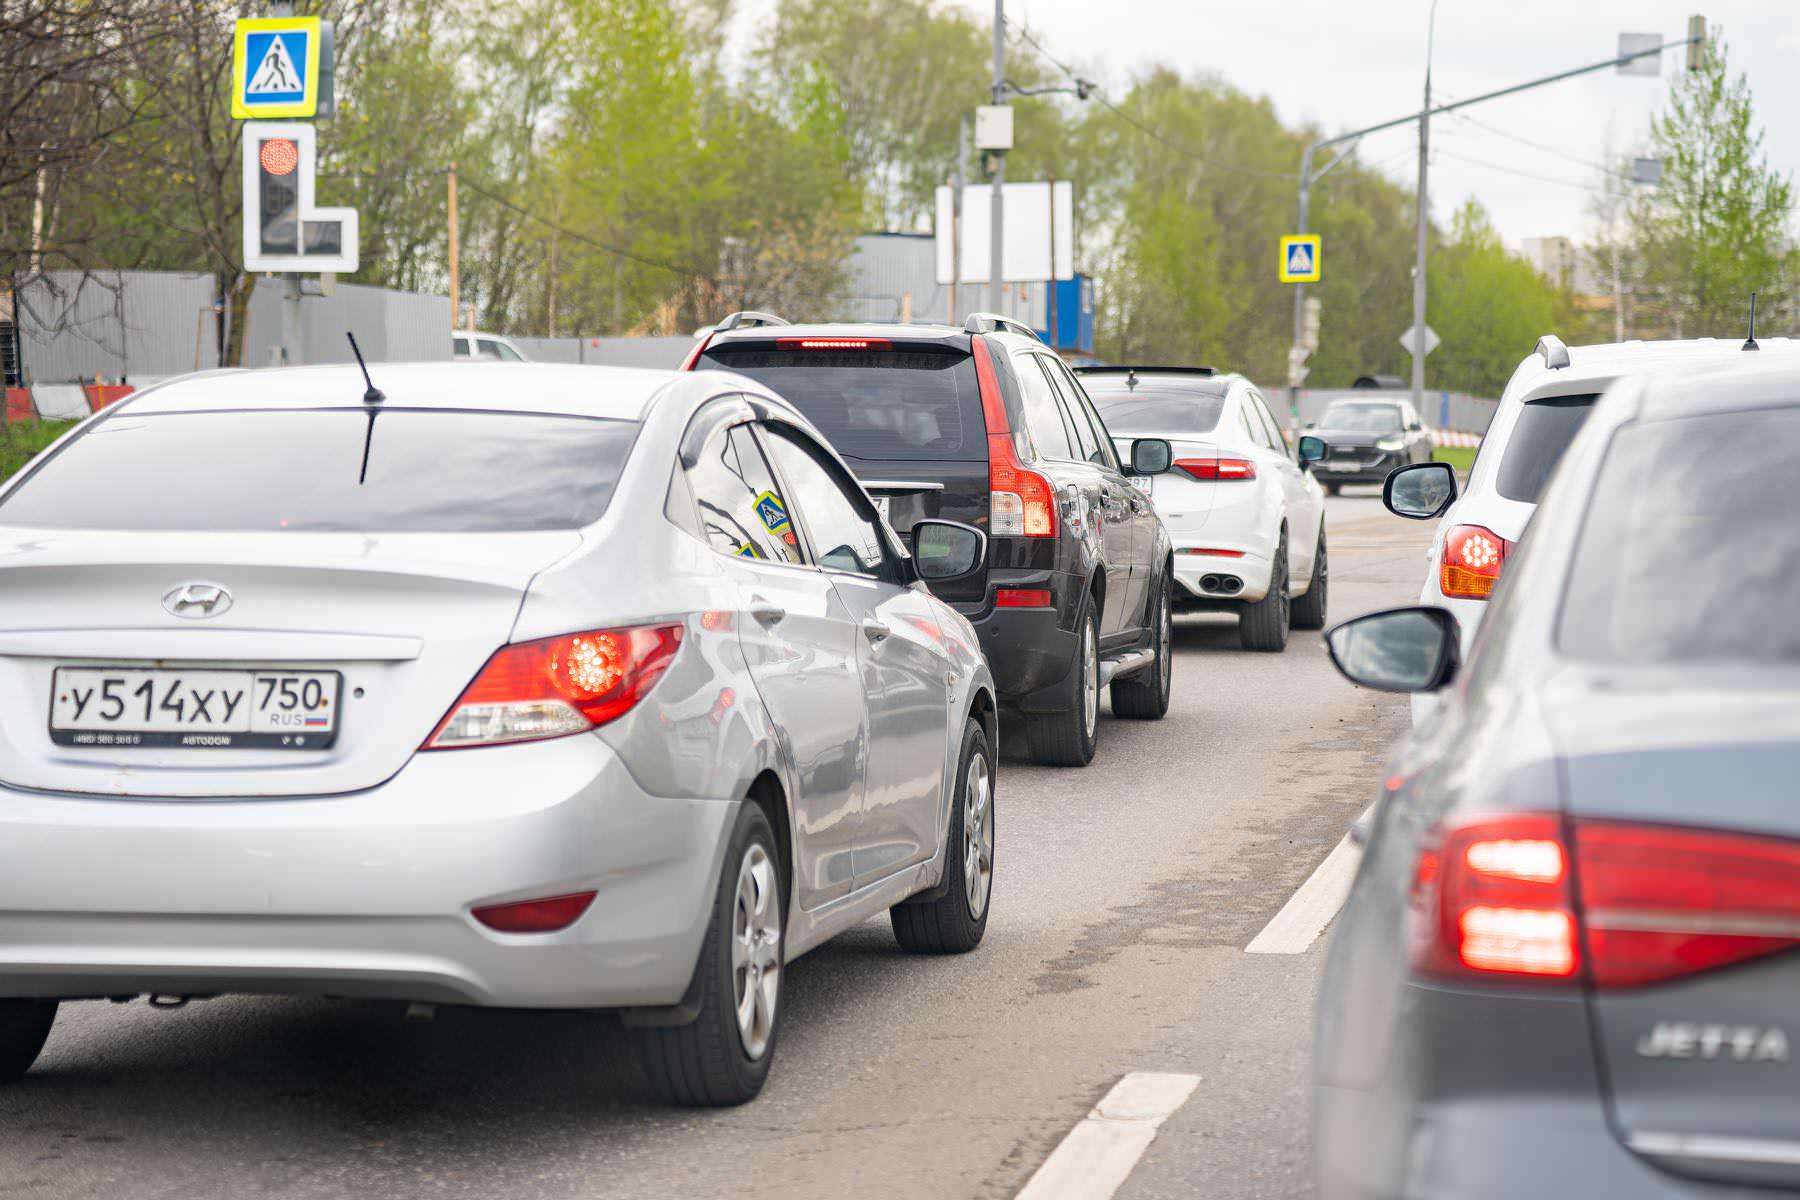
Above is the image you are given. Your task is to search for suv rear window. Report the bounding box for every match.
[1558,407,1800,663]
[1496,395,1598,503]
[697,347,983,461]
[1084,381,1228,437]
[0,409,638,532]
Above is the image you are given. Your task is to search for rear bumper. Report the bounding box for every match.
[1173,549,1275,603]
[961,571,1082,710]
[1314,455,1402,486]
[0,737,734,1008]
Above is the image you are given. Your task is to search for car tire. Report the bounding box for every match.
[891,717,994,954]
[636,803,783,1107]
[1322,481,1341,496]
[1111,571,1171,720]
[1239,529,1291,652]
[1025,602,1100,767]
[0,1000,56,1083]
[1290,529,1328,631]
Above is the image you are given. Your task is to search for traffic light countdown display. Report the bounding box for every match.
[241,122,358,273]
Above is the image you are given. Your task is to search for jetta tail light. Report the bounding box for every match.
[973,336,1056,538]
[1440,524,1509,599]
[1410,813,1800,988]
[1175,458,1257,481]
[425,624,683,749]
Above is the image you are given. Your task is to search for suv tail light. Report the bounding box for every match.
[425,624,683,750]
[1410,814,1800,988]
[775,337,893,350]
[973,336,1056,538]
[1439,524,1509,599]
[1175,457,1257,481]
[678,334,710,371]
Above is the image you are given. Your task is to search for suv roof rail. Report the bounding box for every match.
[714,311,790,332]
[963,312,1041,342]
[1534,334,1571,370]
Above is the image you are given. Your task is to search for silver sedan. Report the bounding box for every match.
[0,362,997,1106]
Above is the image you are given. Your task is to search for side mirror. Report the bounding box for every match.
[1407,421,1423,432]
[910,519,986,582]
[1383,461,1457,520]
[1129,438,1172,475]
[1326,607,1461,694]
[1297,435,1325,465]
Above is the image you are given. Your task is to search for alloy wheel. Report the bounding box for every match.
[963,752,994,920]
[1158,587,1172,705]
[731,842,781,1061]
[1081,618,1098,739]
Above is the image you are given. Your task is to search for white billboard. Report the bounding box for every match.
[935,180,1074,285]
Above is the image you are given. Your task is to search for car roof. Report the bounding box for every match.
[1638,352,1800,422]
[705,321,974,347]
[119,363,674,421]
[1079,371,1235,399]
[1507,336,1799,402]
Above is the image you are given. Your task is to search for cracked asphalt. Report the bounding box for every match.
[0,492,1432,1199]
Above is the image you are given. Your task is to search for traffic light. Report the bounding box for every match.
[1687,14,1706,71]
[240,122,357,273]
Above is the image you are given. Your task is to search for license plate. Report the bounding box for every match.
[1130,475,1154,495]
[50,667,342,749]
[871,495,891,523]
[1327,461,1360,473]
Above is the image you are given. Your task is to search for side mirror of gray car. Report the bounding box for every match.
[1326,607,1461,693]
[910,520,986,582]
[1128,438,1172,476]
[1297,435,1325,466]
[1384,461,1457,520]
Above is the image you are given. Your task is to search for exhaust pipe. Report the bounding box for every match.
[1200,574,1221,591]
[1199,574,1244,595]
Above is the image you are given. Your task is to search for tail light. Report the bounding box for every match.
[678,333,710,371]
[425,624,683,750]
[1174,458,1256,481]
[1440,524,1509,599]
[973,336,1056,538]
[1410,814,1800,988]
[472,890,596,934]
[775,337,893,350]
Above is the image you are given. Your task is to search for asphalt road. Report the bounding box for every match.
[0,489,1434,1200]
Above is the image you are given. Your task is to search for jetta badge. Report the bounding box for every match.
[162,582,233,619]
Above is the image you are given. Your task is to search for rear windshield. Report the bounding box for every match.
[1559,407,1800,663]
[1496,395,1597,503]
[1087,392,1227,437]
[0,409,638,532]
[697,347,983,461]
[1319,402,1404,433]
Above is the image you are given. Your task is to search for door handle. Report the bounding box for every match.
[750,598,786,627]
[861,618,891,644]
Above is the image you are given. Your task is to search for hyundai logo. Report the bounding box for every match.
[162,582,233,619]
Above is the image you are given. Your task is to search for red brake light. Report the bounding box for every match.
[425,624,683,750]
[1174,458,1257,481]
[1410,814,1578,981]
[472,890,596,934]
[995,588,1053,608]
[973,336,1056,538]
[774,337,893,350]
[678,332,710,371]
[1440,524,1509,599]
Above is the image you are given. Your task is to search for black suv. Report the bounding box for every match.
[686,312,1175,767]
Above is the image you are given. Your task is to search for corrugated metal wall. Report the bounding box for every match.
[241,279,451,366]
[506,335,688,369]
[1292,389,1497,434]
[14,272,219,384]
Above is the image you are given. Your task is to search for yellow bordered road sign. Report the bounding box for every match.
[232,17,322,119]
[1279,235,1321,284]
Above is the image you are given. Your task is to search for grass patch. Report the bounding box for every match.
[0,419,76,483]
[1433,445,1476,474]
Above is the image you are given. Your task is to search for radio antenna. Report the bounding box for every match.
[1744,292,1760,352]
[346,332,386,402]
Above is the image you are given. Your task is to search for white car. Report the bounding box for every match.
[451,331,528,361]
[1394,333,1794,722]
[1079,367,1327,651]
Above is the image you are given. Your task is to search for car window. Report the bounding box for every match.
[761,424,900,583]
[1238,395,1275,452]
[451,337,470,357]
[685,423,805,565]
[696,347,982,462]
[1013,353,1076,460]
[1043,358,1116,468]
[1496,395,1599,503]
[1088,392,1227,437]
[493,341,524,362]
[1320,402,1404,433]
[476,339,506,359]
[1035,356,1098,462]
[1558,406,1800,663]
[0,410,639,533]
[1250,392,1291,459]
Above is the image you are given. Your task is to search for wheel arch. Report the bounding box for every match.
[746,769,793,911]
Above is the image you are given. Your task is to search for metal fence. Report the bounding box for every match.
[12,271,220,384]
[1294,388,1497,434]
[241,279,451,367]
[507,335,690,369]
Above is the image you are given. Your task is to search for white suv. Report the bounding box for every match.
[1393,333,1793,722]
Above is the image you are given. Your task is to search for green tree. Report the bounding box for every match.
[1428,200,1558,396]
[1630,34,1795,337]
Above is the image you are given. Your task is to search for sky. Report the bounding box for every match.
[731,0,1800,250]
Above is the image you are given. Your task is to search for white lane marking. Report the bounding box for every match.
[1244,803,1373,955]
[1015,1072,1201,1200]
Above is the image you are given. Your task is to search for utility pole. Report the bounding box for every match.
[1411,1,1438,411]
[989,0,1006,315]
[950,116,968,323]
[446,161,460,331]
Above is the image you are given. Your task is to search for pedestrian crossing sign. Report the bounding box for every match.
[232,17,322,119]
[1279,235,1321,284]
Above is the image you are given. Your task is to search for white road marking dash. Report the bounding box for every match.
[1244,803,1372,955]
[1014,1071,1201,1200]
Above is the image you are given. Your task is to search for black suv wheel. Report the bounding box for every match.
[1025,603,1099,767]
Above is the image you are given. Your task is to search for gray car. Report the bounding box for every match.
[0,362,997,1106]
[1315,353,1800,1195]
[1304,397,1433,493]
